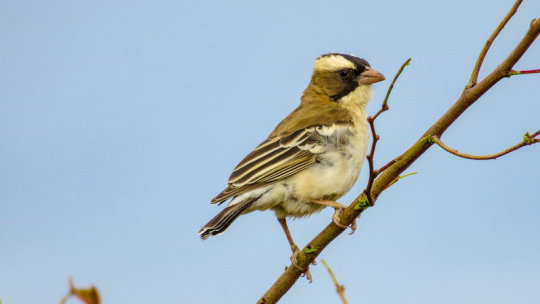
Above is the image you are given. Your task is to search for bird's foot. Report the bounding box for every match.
[311,199,356,234]
[290,245,314,283]
[332,206,357,235]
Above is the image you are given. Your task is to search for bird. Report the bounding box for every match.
[199,53,384,280]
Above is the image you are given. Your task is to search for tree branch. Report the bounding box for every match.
[365,58,411,205]
[430,130,540,160]
[380,58,412,110]
[467,0,523,88]
[258,3,540,303]
[507,68,540,76]
[59,278,100,304]
[321,259,348,304]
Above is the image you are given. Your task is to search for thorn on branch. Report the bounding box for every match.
[384,171,418,190]
[398,171,418,180]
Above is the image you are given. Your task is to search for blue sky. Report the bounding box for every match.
[1,1,539,303]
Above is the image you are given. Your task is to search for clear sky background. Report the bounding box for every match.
[1,1,539,303]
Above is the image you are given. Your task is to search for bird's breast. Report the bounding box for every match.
[287,117,369,204]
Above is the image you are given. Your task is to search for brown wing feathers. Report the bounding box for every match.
[211,101,354,205]
[211,134,317,204]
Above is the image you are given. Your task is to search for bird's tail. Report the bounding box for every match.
[199,198,256,240]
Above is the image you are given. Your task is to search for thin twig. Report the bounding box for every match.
[467,0,523,88]
[59,293,71,304]
[364,58,412,205]
[364,117,379,205]
[430,130,539,160]
[59,278,75,304]
[374,158,398,176]
[507,68,540,76]
[321,259,348,304]
[384,171,418,190]
[381,58,412,108]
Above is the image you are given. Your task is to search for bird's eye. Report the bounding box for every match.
[339,69,351,79]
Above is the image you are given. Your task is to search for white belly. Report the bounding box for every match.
[268,120,369,218]
[289,123,368,202]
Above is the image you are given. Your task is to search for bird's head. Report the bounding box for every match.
[305,53,385,106]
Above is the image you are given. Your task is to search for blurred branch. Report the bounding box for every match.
[259,2,540,303]
[59,278,100,304]
[321,259,348,304]
[431,130,539,160]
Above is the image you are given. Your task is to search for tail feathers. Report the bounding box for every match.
[199,198,255,240]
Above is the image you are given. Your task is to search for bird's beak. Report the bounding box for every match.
[357,68,385,85]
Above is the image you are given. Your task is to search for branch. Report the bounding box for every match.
[321,259,348,304]
[59,278,100,304]
[365,58,412,205]
[258,3,540,303]
[380,58,412,110]
[467,0,523,88]
[507,68,540,76]
[430,130,540,160]
[384,171,418,190]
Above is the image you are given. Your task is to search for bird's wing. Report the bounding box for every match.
[211,122,352,204]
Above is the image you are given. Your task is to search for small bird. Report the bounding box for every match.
[199,53,384,279]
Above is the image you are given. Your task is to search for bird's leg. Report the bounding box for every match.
[310,199,357,234]
[277,217,313,283]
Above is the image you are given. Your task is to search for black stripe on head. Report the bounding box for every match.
[319,53,370,70]
[339,54,370,68]
[330,81,358,101]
